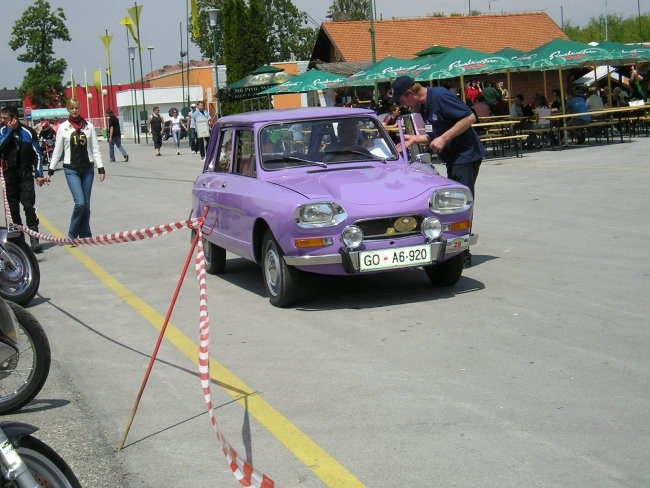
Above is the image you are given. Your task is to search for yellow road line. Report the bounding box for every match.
[38,213,366,488]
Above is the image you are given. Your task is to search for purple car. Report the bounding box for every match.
[192,107,476,307]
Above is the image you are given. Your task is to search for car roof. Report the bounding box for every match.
[216,107,376,125]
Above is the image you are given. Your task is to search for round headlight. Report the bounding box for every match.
[421,217,442,240]
[341,225,363,249]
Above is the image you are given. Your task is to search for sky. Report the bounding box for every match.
[0,0,646,90]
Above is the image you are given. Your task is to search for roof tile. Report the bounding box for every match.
[321,13,568,62]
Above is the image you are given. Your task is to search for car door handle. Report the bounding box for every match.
[221,181,227,188]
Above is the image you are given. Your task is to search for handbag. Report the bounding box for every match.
[196,113,210,138]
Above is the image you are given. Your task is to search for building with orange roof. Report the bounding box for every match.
[310,12,574,104]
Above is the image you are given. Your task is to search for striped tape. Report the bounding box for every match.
[2,173,276,486]
[195,233,276,487]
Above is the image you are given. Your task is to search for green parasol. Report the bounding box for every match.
[408,47,516,81]
[335,56,428,87]
[513,38,609,70]
[259,70,348,95]
[222,69,293,101]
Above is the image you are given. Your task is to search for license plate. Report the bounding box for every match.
[359,244,432,272]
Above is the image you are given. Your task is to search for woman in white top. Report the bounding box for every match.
[45,98,105,239]
[169,109,186,155]
[533,96,552,128]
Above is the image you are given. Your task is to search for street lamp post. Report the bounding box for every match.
[206,8,221,118]
[128,46,140,143]
[147,45,154,74]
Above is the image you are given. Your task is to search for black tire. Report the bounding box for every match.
[261,230,299,307]
[0,301,51,414]
[0,237,40,306]
[16,434,83,487]
[191,230,226,275]
[424,253,464,287]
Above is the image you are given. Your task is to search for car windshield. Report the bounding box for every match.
[259,116,399,170]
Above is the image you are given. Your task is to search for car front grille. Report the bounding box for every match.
[355,215,423,240]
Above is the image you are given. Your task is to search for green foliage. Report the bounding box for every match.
[9,0,71,107]
[193,0,317,65]
[563,13,650,43]
[327,0,370,21]
[247,0,271,67]
[265,0,318,61]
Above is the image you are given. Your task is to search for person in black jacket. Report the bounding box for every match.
[0,106,45,252]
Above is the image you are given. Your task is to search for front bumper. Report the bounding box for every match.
[283,233,478,272]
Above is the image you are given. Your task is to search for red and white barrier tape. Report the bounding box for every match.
[2,172,276,486]
[195,234,276,488]
[18,219,200,247]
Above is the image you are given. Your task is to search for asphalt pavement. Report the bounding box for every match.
[5,133,650,487]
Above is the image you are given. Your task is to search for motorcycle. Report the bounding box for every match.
[0,299,78,487]
[0,297,50,415]
[0,226,40,306]
[0,421,82,487]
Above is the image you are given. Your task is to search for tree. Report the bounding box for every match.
[9,0,71,107]
[563,13,650,43]
[326,0,370,21]
[192,0,317,64]
[264,0,318,61]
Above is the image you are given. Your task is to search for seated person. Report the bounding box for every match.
[324,119,372,162]
[533,96,552,128]
[510,94,525,118]
[383,104,401,126]
[565,91,591,144]
[472,95,491,118]
[586,88,604,111]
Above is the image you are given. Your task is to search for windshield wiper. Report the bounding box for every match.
[264,155,327,168]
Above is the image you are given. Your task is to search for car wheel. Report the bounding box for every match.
[424,253,464,287]
[262,230,299,307]
[192,230,226,275]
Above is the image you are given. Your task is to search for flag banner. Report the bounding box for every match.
[94,70,103,92]
[120,16,138,43]
[191,0,200,40]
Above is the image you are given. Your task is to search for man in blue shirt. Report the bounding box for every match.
[565,91,591,144]
[391,75,486,196]
[391,75,486,267]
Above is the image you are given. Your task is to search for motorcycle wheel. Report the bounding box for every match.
[15,434,83,487]
[0,301,50,414]
[0,237,40,306]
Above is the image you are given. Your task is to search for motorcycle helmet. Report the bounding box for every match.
[41,120,50,129]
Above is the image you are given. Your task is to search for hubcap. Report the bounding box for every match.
[264,244,280,297]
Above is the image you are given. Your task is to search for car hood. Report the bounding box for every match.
[265,163,453,205]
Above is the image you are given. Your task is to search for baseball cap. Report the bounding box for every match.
[390,75,415,103]
[191,103,196,107]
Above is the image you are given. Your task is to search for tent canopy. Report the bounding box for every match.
[260,69,347,95]
[30,108,69,121]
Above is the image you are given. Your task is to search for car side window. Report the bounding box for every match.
[234,130,256,177]
[213,129,233,173]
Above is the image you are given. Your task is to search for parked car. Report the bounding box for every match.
[191,107,477,307]
[162,120,187,141]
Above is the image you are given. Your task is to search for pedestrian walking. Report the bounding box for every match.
[107,109,128,162]
[147,106,164,156]
[191,101,211,160]
[45,99,105,240]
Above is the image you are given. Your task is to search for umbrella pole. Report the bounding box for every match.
[558,67,569,145]
[607,66,613,106]
[543,70,548,99]
[506,69,512,112]
[460,74,466,104]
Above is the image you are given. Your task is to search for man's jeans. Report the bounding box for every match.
[64,166,94,238]
[109,136,128,161]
